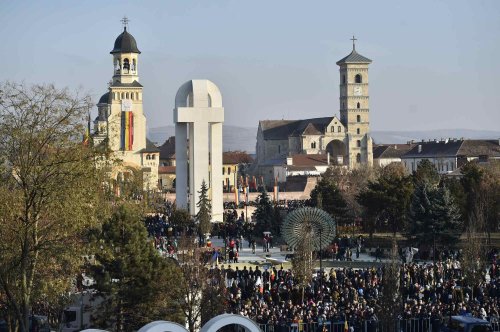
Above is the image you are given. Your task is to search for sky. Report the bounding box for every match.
[1,0,499,132]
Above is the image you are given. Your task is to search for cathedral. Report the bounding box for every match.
[92,23,159,190]
[255,38,373,181]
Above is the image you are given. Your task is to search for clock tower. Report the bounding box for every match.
[337,36,373,168]
[93,19,159,190]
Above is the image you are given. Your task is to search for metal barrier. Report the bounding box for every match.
[258,318,434,332]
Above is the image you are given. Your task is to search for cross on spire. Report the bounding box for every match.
[121,16,130,30]
[350,35,357,51]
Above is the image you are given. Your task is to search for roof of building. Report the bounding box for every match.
[259,117,333,140]
[140,139,160,153]
[110,27,141,54]
[336,48,372,65]
[98,92,110,104]
[158,166,176,174]
[402,139,500,159]
[223,151,254,164]
[373,144,415,159]
[458,140,500,157]
[291,154,329,167]
[159,136,176,160]
[110,81,143,88]
[403,140,464,158]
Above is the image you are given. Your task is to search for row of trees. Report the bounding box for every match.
[308,160,499,247]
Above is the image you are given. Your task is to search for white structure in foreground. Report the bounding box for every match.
[174,80,224,222]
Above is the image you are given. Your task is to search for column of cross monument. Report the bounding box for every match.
[174,80,224,222]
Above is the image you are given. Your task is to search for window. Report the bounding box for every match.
[355,74,362,83]
[357,140,361,147]
[342,75,346,84]
[222,167,225,175]
[357,128,360,135]
[330,126,334,132]
[356,153,361,163]
[228,167,231,175]
[146,154,150,160]
[357,115,361,122]
[338,126,342,132]
[123,58,130,71]
[132,59,136,71]
[311,142,316,149]
[357,102,361,109]
[152,154,156,160]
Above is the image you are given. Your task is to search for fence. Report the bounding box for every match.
[257,318,435,332]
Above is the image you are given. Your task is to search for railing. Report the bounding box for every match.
[256,318,435,332]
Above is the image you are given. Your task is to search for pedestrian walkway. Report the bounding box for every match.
[208,236,396,269]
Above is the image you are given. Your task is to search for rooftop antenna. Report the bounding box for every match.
[350,35,357,51]
[121,16,130,30]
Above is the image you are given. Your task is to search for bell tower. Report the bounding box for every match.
[337,36,373,168]
[106,18,146,154]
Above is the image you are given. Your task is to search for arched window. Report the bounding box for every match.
[121,92,124,99]
[357,128,360,135]
[357,115,361,122]
[228,167,231,175]
[355,74,362,83]
[222,167,225,175]
[132,59,136,71]
[338,126,342,132]
[357,102,361,109]
[330,126,334,132]
[357,140,361,147]
[342,75,346,84]
[136,92,139,100]
[126,92,129,99]
[131,93,134,100]
[146,154,150,160]
[115,59,121,72]
[123,58,130,71]
[152,154,156,160]
[356,153,361,163]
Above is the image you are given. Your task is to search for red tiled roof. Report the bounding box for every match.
[223,151,253,164]
[158,166,176,174]
[291,154,328,167]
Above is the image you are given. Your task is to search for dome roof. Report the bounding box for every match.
[98,92,110,104]
[110,27,141,54]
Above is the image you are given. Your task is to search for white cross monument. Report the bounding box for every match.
[174,80,224,222]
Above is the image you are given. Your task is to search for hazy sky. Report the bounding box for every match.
[1,0,499,131]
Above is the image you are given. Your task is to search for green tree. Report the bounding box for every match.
[377,240,401,332]
[413,159,440,187]
[196,180,212,239]
[252,188,274,236]
[357,163,413,235]
[407,184,461,247]
[309,175,349,226]
[0,82,103,332]
[90,203,183,331]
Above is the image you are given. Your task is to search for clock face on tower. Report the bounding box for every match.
[353,86,362,96]
[121,99,132,112]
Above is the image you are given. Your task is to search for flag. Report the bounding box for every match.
[83,112,91,146]
[234,184,239,205]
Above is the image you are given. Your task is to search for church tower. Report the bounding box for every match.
[93,19,159,190]
[337,37,373,168]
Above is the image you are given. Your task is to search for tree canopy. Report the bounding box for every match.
[0,82,104,332]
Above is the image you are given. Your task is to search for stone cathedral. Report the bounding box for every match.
[92,24,159,190]
[256,39,374,173]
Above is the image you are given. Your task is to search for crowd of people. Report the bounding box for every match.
[202,253,499,330]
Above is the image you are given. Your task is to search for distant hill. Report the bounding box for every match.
[148,125,500,153]
[148,125,257,153]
